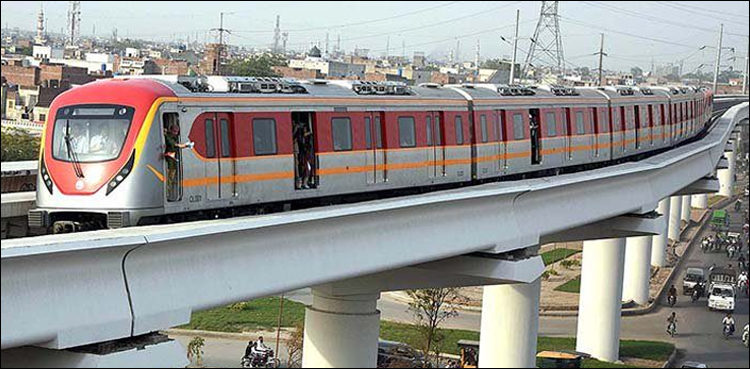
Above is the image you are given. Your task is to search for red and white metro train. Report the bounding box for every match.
[29,75,713,232]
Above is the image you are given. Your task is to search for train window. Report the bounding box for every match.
[220,119,231,157]
[398,116,416,148]
[205,118,216,158]
[252,118,277,155]
[575,111,585,134]
[513,113,524,140]
[598,108,609,133]
[435,115,442,145]
[480,115,488,143]
[455,115,464,145]
[546,112,557,137]
[365,116,373,149]
[496,112,504,141]
[491,114,499,141]
[426,116,433,146]
[332,117,352,151]
[375,115,383,148]
[641,106,648,128]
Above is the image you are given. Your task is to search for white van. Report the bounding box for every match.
[708,283,736,311]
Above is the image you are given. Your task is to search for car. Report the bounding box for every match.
[681,361,708,368]
[377,339,432,368]
[683,267,705,295]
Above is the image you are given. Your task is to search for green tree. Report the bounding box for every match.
[227,54,288,77]
[406,288,462,365]
[480,58,511,70]
[1,127,40,161]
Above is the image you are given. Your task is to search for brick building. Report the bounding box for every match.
[272,66,323,80]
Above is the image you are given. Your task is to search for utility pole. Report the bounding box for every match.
[509,9,520,84]
[712,23,723,93]
[596,33,606,86]
[743,36,748,95]
[211,12,231,75]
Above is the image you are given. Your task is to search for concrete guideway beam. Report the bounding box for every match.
[0,335,187,368]
[302,291,380,368]
[1,103,746,351]
[651,198,670,267]
[540,212,662,244]
[673,177,720,196]
[478,279,541,368]
[576,238,626,362]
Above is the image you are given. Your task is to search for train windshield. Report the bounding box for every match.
[51,105,135,163]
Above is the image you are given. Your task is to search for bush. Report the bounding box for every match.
[1,127,40,161]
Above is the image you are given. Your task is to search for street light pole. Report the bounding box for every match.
[509,9,519,85]
[712,23,723,93]
[744,36,749,95]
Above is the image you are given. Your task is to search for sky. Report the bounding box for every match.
[1,1,748,74]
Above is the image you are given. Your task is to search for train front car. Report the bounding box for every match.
[29,78,177,232]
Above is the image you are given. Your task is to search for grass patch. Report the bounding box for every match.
[542,248,580,265]
[708,195,726,207]
[180,297,305,332]
[380,321,478,356]
[554,275,581,293]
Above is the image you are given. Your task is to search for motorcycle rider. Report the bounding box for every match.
[668,285,677,306]
[738,271,749,295]
[666,312,678,335]
[722,313,736,336]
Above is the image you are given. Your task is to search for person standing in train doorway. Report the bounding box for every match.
[164,122,192,201]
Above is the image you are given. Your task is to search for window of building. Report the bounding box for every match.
[513,113,524,140]
[252,118,277,155]
[331,117,352,151]
[546,112,557,137]
[480,114,488,143]
[398,116,416,147]
[455,115,464,145]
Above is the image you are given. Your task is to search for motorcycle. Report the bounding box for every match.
[691,287,701,303]
[723,323,734,340]
[241,349,280,368]
[743,324,749,348]
[667,322,677,337]
[667,294,676,307]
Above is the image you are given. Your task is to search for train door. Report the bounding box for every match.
[216,113,234,199]
[634,105,641,150]
[293,112,317,189]
[202,114,221,201]
[647,105,654,146]
[163,112,183,203]
[495,110,507,173]
[530,108,541,165]
[426,111,444,178]
[563,107,572,161]
[591,107,600,159]
[364,111,386,184]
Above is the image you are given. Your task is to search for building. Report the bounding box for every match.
[114,56,159,75]
[199,43,227,75]
[153,59,190,75]
[288,46,366,79]
[272,66,323,80]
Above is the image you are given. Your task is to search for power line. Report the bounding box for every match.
[232,1,462,34]
[655,2,749,30]
[282,1,521,49]
[665,1,749,20]
[581,1,718,35]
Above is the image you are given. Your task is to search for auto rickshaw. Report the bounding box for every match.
[456,340,479,368]
[536,351,588,368]
[711,209,730,231]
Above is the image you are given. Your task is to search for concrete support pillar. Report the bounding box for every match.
[623,235,652,305]
[680,195,692,223]
[478,279,541,368]
[692,194,708,209]
[651,198,670,267]
[576,238,626,362]
[719,149,735,197]
[302,290,380,368]
[668,196,683,242]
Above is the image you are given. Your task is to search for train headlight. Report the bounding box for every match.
[40,153,53,195]
[106,150,135,196]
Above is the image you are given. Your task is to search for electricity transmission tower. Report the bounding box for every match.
[524,1,565,79]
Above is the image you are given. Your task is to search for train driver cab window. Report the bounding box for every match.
[163,112,186,202]
[398,116,416,147]
[332,117,352,151]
